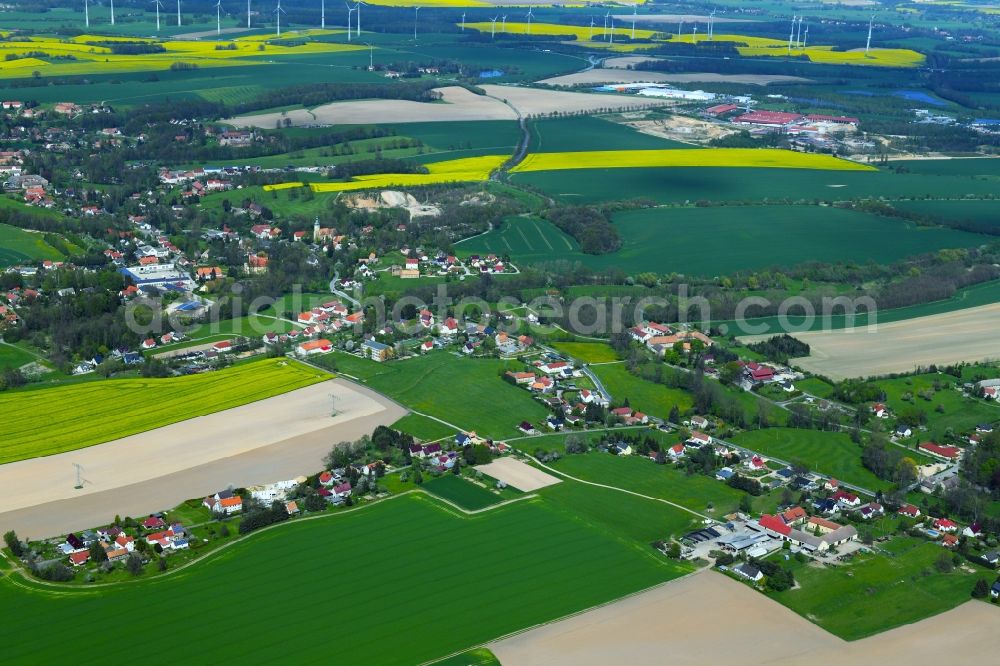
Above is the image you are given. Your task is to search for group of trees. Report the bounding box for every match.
[542,206,621,255]
[746,334,810,364]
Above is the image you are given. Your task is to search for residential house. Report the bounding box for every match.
[898,504,921,519]
[361,339,392,362]
[732,563,764,582]
[203,493,243,515]
[832,491,861,508]
[932,517,958,533]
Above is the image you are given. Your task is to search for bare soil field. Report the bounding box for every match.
[540,70,811,86]
[474,458,561,492]
[0,380,406,538]
[491,570,1000,665]
[479,84,671,116]
[226,86,517,128]
[603,56,664,69]
[744,303,1000,380]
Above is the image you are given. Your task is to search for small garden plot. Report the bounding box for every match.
[422,474,504,511]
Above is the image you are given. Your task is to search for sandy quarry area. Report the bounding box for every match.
[540,69,811,87]
[742,302,1000,380]
[491,570,1000,665]
[474,458,561,492]
[625,115,737,143]
[0,379,406,538]
[226,85,672,128]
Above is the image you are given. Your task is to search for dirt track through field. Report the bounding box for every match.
[0,380,406,538]
[747,302,1000,379]
[491,569,1000,665]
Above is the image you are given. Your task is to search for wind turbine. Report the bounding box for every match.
[176,0,181,27]
[489,15,497,38]
[865,14,874,55]
[677,19,683,39]
[73,463,84,490]
[110,0,115,26]
[603,11,609,39]
[501,15,506,33]
[413,6,421,41]
[247,0,251,28]
[788,15,796,54]
[796,16,803,48]
[802,23,809,49]
[153,0,163,31]
[274,0,285,37]
[588,17,594,41]
[84,0,89,28]
[346,2,355,40]
[461,12,465,31]
[631,3,637,40]
[526,7,533,35]
[609,16,614,43]
[708,9,715,40]
[364,41,373,69]
[355,1,363,35]
[321,0,325,29]
[692,22,697,43]
[215,0,222,35]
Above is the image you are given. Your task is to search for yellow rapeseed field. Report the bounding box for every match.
[263,155,508,193]
[464,21,658,40]
[511,149,875,173]
[0,34,364,79]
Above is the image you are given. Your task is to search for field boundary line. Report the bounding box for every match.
[0,488,531,595]
[526,455,714,522]
[422,568,706,666]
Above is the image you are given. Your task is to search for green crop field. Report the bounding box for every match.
[0,223,64,266]
[767,536,984,640]
[890,158,1000,177]
[318,351,551,438]
[717,278,1000,336]
[422,474,505,510]
[550,452,749,515]
[892,199,1000,233]
[456,215,579,261]
[0,358,328,463]
[391,413,456,441]
[477,205,990,277]
[529,115,693,153]
[730,428,913,491]
[511,166,1000,205]
[550,342,621,364]
[0,494,686,663]
[0,343,36,371]
[590,362,693,417]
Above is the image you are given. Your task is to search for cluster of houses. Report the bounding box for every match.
[393,246,463,279]
[629,321,714,356]
[61,514,190,568]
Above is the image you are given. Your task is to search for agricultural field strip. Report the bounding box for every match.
[0,359,326,463]
[0,32,363,78]
[461,23,923,67]
[513,149,875,173]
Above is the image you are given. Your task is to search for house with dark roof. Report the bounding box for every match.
[732,562,763,582]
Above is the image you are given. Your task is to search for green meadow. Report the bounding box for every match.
[730,428,914,491]
[319,351,551,438]
[768,536,985,640]
[0,223,65,266]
